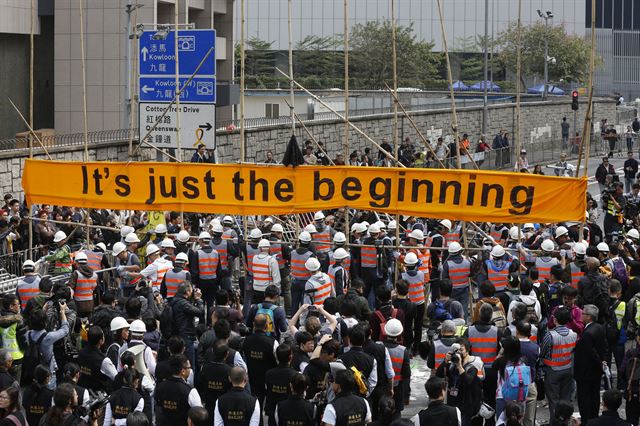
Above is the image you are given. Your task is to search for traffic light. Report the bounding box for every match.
[571,91,579,111]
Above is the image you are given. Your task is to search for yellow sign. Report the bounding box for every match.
[22,160,587,223]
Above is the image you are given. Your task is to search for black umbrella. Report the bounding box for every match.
[282,135,305,167]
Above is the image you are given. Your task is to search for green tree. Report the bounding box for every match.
[349,20,439,89]
[294,35,342,80]
[234,37,276,83]
[495,22,597,87]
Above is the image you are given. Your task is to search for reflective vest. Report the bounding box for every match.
[386,344,407,386]
[306,273,332,305]
[153,258,173,290]
[290,250,313,280]
[0,323,23,361]
[164,269,188,298]
[74,270,98,302]
[535,256,559,281]
[252,254,273,291]
[245,245,260,277]
[507,323,538,343]
[468,325,498,367]
[446,258,471,288]
[433,339,454,369]
[613,300,626,331]
[569,262,585,288]
[490,225,506,243]
[222,228,237,241]
[85,250,103,272]
[402,270,425,305]
[445,225,461,245]
[269,241,285,269]
[328,263,349,293]
[361,244,377,269]
[543,329,577,370]
[210,239,229,271]
[54,245,72,273]
[313,226,332,254]
[485,259,512,292]
[17,275,40,310]
[329,250,351,274]
[197,249,219,280]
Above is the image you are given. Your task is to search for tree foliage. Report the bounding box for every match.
[495,22,597,85]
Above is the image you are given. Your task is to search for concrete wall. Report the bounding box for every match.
[213,98,619,163]
[0,33,29,140]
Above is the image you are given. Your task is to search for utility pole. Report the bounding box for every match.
[538,10,553,100]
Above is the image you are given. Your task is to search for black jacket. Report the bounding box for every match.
[574,322,608,382]
[587,410,631,426]
[577,273,611,324]
[171,295,204,340]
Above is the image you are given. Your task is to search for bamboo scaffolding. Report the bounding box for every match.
[288,0,295,135]
[282,99,336,166]
[390,0,401,281]
[175,0,182,162]
[28,0,35,256]
[78,0,91,248]
[8,99,52,160]
[128,9,139,159]
[343,0,350,161]
[240,0,248,241]
[515,0,522,157]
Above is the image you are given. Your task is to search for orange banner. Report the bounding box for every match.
[22,160,586,223]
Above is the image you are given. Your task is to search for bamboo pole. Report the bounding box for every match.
[275,68,405,167]
[128,11,138,159]
[240,0,246,163]
[343,0,350,162]
[515,0,522,158]
[391,0,399,155]
[28,0,35,257]
[288,0,295,135]
[8,99,52,160]
[79,0,89,162]
[282,99,336,166]
[175,0,182,162]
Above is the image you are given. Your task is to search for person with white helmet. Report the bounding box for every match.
[82,242,109,273]
[536,239,560,281]
[221,216,239,242]
[190,231,220,316]
[124,231,141,253]
[489,223,509,247]
[113,241,142,297]
[268,223,292,314]
[566,242,588,288]
[445,220,462,247]
[118,319,157,377]
[404,229,432,298]
[328,248,350,296]
[290,231,316,313]
[303,257,333,306]
[381,318,410,413]
[484,245,517,294]
[105,317,130,368]
[160,238,176,260]
[329,232,351,279]
[43,230,72,275]
[151,223,168,246]
[441,241,472,317]
[427,220,452,275]
[69,251,99,317]
[130,243,173,293]
[16,260,41,311]
[312,211,335,272]
[161,252,191,300]
[251,239,281,303]
[210,223,240,293]
[361,223,392,307]
[175,230,192,255]
[240,228,263,318]
[401,252,425,352]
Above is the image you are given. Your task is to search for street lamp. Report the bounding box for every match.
[537,10,553,100]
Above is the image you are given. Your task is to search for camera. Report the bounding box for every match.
[449,343,461,365]
[76,391,109,418]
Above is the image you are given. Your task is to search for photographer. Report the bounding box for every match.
[39,382,99,426]
[625,183,640,227]
[169,283,205,368]
[435,338,484,426]
[602,181,626,242]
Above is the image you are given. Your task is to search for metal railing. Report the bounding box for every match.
[0,246,46,277]
[0,129,137,153]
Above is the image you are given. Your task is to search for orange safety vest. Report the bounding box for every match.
[468,325,498,367]
[543,329,577,370]
[74,271,97,302]
[490,226,506,243]
[290,250,313,280]
[17,276,40,310]
[401,270,426,305]
[569,262,585,288]
[211,240,229,271]
[535,256,559,281]
[433,339,453,369]
[386,344,407,386]
[485,259,512,292]
[446,258,471,288]
[163,269,188,298]
[269,242,285,269]
[85,250,103,272]
[197,249,219,280]
[313,227,332,254]
[252,254,273,291]
[153,259,172,289]
[361,245,377,268]
[308,274,332,305]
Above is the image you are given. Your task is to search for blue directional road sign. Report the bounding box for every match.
[139,76,216,103]
[139,29,216,76]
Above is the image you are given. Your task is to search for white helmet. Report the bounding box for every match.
[350,223,359,233]
[299,231,312,243]
[211,223,224,234]
[177,230,191,243]
[573,242,587,256]
[305,257,321,272]
[125,233,140,244]
[304,224,317,234]
[368,224,381,234]
[53,231,67,243]
[120,226,134,238]
[375,221,386,230]
[404,252,419,265]
[361,221,370,228]
[355,223,368,234]
[110,317,130,332]
[541,239,555,252]
[198,231,212,241]
[249,228,263,239]
[263,217,274,224]
[491,245,506,258]
[333,232,347,243]
[440,219,452,230]
[161,238,176,249]
[210,218,221,228]
[129,319,147,334]
[597,242,610,252]
[384,318,404,337]
[555,226,569,238]
[629,229,640,240]
[448,242,462,254]
[155,224,167,234]
[408,229,424,241]
[523,223,535,231]
[334,248,349,260]
[22,259,35,270]
[388,220,397,230]
[223,215,234,225]
[74,252,88,263]
[258,239,271,249]
[95,242,107,252]
[175,252,189,263]
[112,242,126,256]
[508,226,520,240]
[314,211,325,221]
[146,244,160,257]
[271,223,284,233]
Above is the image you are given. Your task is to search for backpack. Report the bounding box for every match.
[548,282,565,308]
[501,363,532,402]
[374,308,398,341]
[433,300,453,322]
[518,298,540,326]
[21,331,47,386]
[256,304,277,337]
[350,366,369,397]
[159,300,175,338]
[488,302,507,330]
[612,258,629,288]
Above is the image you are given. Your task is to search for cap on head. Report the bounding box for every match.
[305,257,321,272]
[155,224,167,234]
[223,215,234,224]
[508,226,520,240]
[74,252,88,263]
[53,231,67,243]
[333,248,349,260]
[160,238,176,249]
[263,217,274,224]
[110,317,130,332]
[354,223,367,234]
[249,228,263,240]
[177,230,191,242]
[112,242,127,256]
[629,229,640,240]
[298,231,312,243]
[146,244,160,257]
[333,232,347,243]
[268,223,282,233]
[22,259,35,271]
[388,220,397,230]
[125,233,140,244]
[120,226,134,238]
[384,318,404,337]
[375,221,386,230]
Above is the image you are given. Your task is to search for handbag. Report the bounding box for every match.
[476,402,495,420]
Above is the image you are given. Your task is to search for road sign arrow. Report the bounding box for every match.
[141,46,148,62]
[141,85,154,94]
[199,122,212,131]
